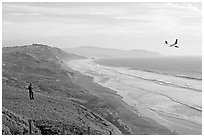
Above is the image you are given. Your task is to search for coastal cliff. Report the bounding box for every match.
[2,44,173,135]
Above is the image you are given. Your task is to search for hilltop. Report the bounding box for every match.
[65,46,162,58]
[2,44,120,135]
[2,44,174,135]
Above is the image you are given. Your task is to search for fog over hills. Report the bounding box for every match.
[65,46,162,58]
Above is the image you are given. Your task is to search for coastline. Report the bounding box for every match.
[66,58,202,135]
[65,59,175,135]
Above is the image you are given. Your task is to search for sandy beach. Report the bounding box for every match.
[67,59,202,135]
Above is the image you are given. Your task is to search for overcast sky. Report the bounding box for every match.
[2,2,202,56]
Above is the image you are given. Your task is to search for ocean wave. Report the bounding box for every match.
[82,62,202,110]
[115,78,202,112]
[148,108,202,126]
[175,75,202,81]
[130,68,202,81]
[109,69,202,92]
[88,63,201,92]
[151,79,201,92]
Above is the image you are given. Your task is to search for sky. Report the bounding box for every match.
[2,2,202,56]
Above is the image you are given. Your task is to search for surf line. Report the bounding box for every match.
[113,78,202,112]
[99,65,201,92]
[147,107,201,131]
[83,62,202,112]
[84,61,202,112]
[148,107,201,126]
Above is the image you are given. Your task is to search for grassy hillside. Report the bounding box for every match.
[2,44,174,135]
[2,44,121,135]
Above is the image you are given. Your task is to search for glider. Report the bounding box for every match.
[164,39,179,48]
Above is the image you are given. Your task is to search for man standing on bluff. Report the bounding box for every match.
[28,83,34,100]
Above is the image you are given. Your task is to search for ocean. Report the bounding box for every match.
[94,57,202,80]
[68,57,202,134]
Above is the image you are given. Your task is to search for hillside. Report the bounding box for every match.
[2,44,174,135]
[65,46,162,58]
[2,44,121,135]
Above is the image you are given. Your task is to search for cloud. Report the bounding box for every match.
[167,2,202,12]
[2,2,202,53]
